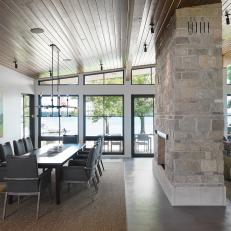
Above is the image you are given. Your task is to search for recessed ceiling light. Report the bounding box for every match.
[30,28,44,34]
[63,58,72,62]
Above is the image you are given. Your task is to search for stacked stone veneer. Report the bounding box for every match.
[153,3,226,205]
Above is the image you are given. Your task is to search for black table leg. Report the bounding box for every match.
[55,166,61,204]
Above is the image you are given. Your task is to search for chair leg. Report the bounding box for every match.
[100,160,105,171]
[17,196,20,207]
[97,163,102,176]
[87,181,91,188]
[2,193,8,220]
[92,177,98,193]
[95,170,100,184]
[36,193,40,220]
[67,183,71,192]
[48,184,52,201]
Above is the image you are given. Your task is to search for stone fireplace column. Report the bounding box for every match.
[153,3,225,206]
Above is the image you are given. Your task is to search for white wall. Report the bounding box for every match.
[0,64,34,144]
[35,72,155,158]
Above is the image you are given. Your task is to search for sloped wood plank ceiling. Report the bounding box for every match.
[0,0,221,78]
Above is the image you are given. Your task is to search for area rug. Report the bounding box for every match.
[0,161,127,231]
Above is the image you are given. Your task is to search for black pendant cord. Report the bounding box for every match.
[57,48,61,145]
[51,44,54,116]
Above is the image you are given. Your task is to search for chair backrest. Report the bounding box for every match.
[5,155,39,193]
[100,136,104,154]
[13,139,27,156]
[63,135,79,144]
[0,142,13,162]
[23,137,34,152]
[86,145,98,178]
[137,134,149,141]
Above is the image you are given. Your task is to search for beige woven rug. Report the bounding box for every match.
[0,161,127,231]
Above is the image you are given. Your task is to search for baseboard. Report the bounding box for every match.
[152,159,227,206]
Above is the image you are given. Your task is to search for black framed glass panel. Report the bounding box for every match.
[39,95,78,146]
[132,95,154,157]
[132,67,155,85]
[21,94,35,144]
[227,95,231,136]
[84,95,124,154]
[38,76,78,85]
[84,71,124,85]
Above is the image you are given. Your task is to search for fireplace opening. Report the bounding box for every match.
[155,130,168,169]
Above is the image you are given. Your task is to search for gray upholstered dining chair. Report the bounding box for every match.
[69,139,102,180]
[0,142,13,182]
[62,146,98,192]
[2,155,51,220]
[0,142,13,163]
[13,139,27,156]
[63,135,79,144]
[23,137,34,152]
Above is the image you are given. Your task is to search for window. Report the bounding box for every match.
[132,67,155,85]
[84,71,124,85]
[39,95,78,146]
[227,65,231,85]
[38,76,78,85]
[84,95,124,154]
[227,95,231,136]
[21,94,35,142]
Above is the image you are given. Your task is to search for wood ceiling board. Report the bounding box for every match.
[1,0,74,75]
[179,0,221,8]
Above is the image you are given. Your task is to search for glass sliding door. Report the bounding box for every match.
[132,95,154,157]
[84,95,124,154]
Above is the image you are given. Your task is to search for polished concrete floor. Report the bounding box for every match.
[124,158,231,231]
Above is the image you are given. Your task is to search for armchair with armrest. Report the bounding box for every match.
[2,155,51,220]
[62,146,98,192]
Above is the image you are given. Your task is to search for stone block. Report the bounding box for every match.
[175,37,189,45]
[179,118,196,132]
[201,160,217,172]
[212,119,224,131]
[197,118,211,132]
[174,159,201,175]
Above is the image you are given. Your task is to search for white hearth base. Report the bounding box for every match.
[152,159,226,206]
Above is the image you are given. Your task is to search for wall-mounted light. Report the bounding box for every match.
[225,11,230,25]
[30,27,44,34]
[13,58,18,69]
[150,23,154,33]
[144,43,147,52]
[100,63,103,71]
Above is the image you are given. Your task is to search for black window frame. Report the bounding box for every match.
[83,95,124,155]
[21,94,35,145]
[84,70,124,85]
[38,94,79,147]
[38,75,79,85]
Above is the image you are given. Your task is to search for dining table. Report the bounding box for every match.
[28,143,85,204]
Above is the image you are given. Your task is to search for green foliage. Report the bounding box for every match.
[89,96,123,134]
[228,100,231,109]
[134,98,153,117]
[132,73,151,84]
[134,97,154,134]
[227,65,231,84]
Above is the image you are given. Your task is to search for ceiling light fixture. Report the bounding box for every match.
[100,63,103,71]
[150,23,154,33]
[30,27,44,34]
[144,43,147,52]
[13,58,18,69]
[225,11,230,25]
[63,58,72,62]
